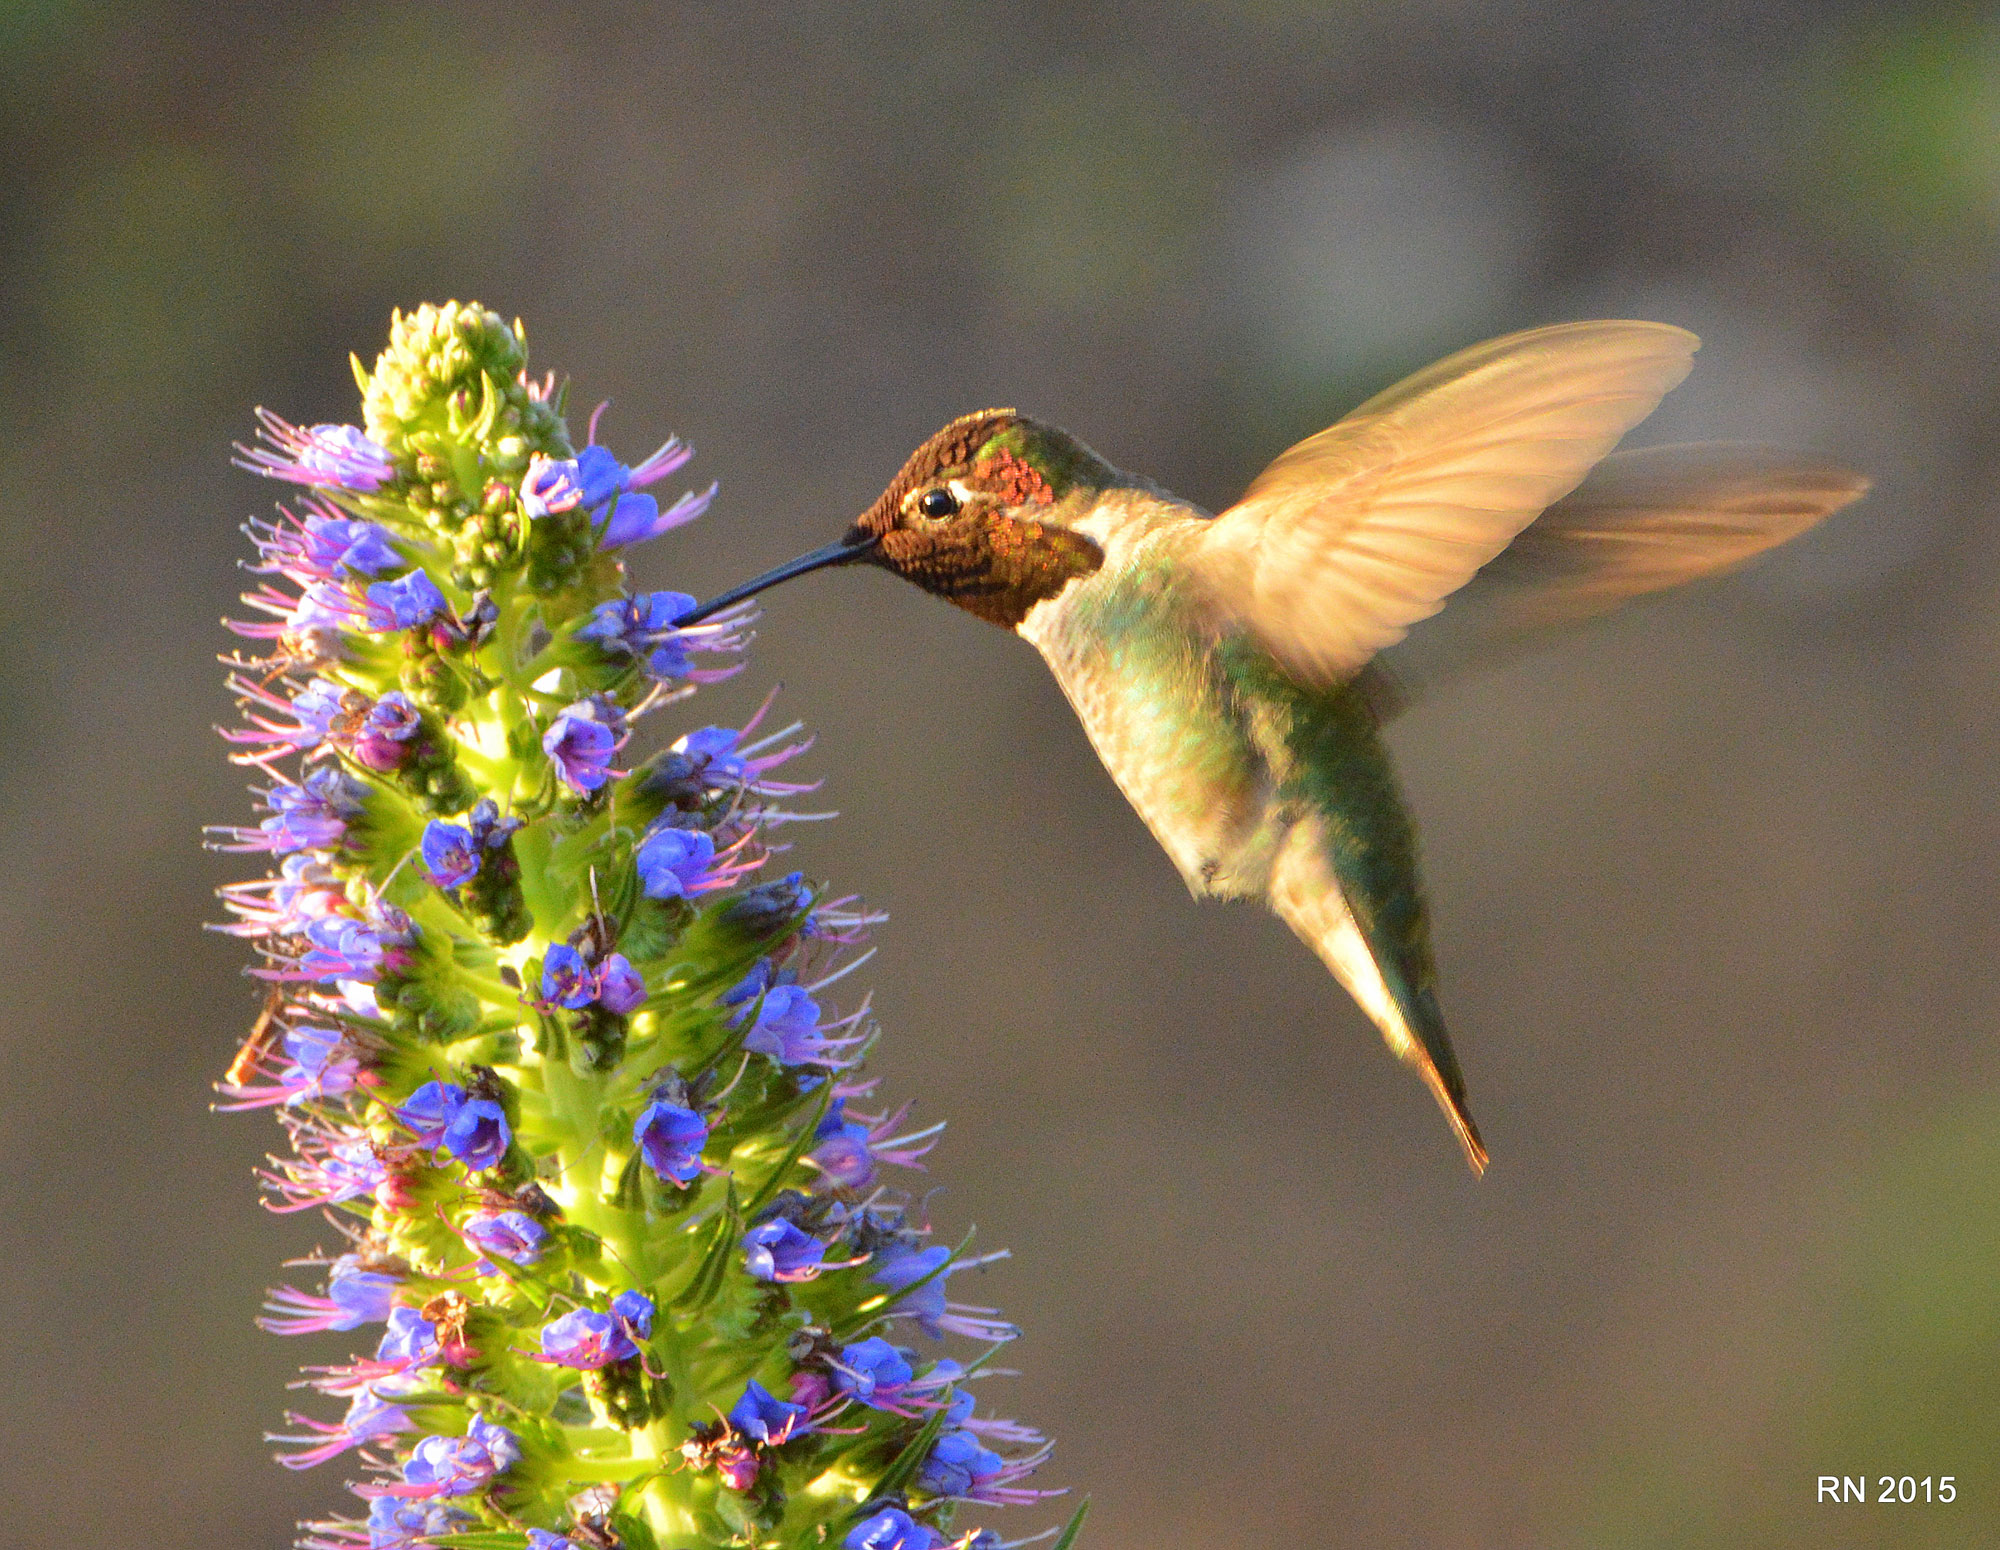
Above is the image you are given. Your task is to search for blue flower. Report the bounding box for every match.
[375,1306,441,1369]
[741,985,829,1066]
[526,1533,581,1550]
[364,569,448,631]
[396,1081,466,1148]
[396,1082,508,1171]
[297,914,396,981]
[215,766,366,855]
[539,944,643,1011]
[868,1243,1019,1344]
[398,1414,519,1497]
[420,820,480,889]
[636,827,717,901]
[611,1289,656,1338]
[916,1428,1007,1498]
[743,1219,826,1283]
[301,510,402,576]
[538,1291,651,1369]
[257,1256,399,1336]
[520,440,714,549]
[831,1336,913,1404]
[542,696,626,794]
[364,1498,471,1549]
[576,591,701,679]
[600,483,716,549]
[236,410,396,492]
[442,1097,510,1171]
[843,1507,945,1550]
[633,1097,708,1186]
[728,1379,809,1445]
[540,944,597,1009]
[462,1210,545,1271]
[596,953,647,1013]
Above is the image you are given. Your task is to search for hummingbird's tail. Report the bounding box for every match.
[1266,821,1488,1175]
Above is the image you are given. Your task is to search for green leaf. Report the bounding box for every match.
[740,1081,834,1221]
[868,1401,953,1504]
[673,1182,743,1311]
[1050,1497,1092,1550]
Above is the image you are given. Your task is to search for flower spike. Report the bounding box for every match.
[212,302,1069,1549]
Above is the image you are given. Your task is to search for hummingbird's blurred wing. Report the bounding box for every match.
[1188,321,1700,687]
[1359,443,1872,716]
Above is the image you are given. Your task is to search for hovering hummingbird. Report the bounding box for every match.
[678,322,1868,1173]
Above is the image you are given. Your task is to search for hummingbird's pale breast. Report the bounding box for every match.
[1016,484,1286,900]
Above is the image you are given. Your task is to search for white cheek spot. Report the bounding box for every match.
[948,479,976,507]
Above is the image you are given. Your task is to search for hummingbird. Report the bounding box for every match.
[678,322,1868,1173]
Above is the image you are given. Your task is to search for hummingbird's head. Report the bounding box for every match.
[674,411,1112,631]
[843,409,1112,627]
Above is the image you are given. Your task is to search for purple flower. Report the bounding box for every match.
[843,1507,945,1550]
[296,915,392,982]
[301,510,402,577]
[236,411,396,492]
[442,1097,510,1171]
[728,1380,808,1445]
[420,820,480,889]
[542,696,626,794]
[353,691,422,771]
[633,1097,708,1186]
[539,944,595,1009]
[374,1306,441,1375]
[398,1413,520,1497]
[577,592,699,678]
[393,1082,509,1171]
[830,1336,914,1404]
[538,944,644,1012]
[258,1124,385,1213]
[271,1388,415,1470]
[259,1257,399,1336]
[520,440,713,549]
[870,1243,1019,1344]
[917,1429,1007,1499]
[210,766,367,856]
[360,1498,472,1549]
[220,673,348,757]
[526,1534,581,1550]
[743,1218,826,1283]
[520,446,627,518]
[596,953,646,1013]
[680,724,751,783]
[636,827,718,901]
[272,768,366,848]
[599,483,716,549]
[742,985,831,1066]
[260,1124,386,1213]
[611,1288,656,1338]
[364,569,448,631]
[396,1081,466,1148]
[538,1291,653,1369]
[462,1210,545,1272]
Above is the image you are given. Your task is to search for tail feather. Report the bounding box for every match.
[1267,822,1487,1175]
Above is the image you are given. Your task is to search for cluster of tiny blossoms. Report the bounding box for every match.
[209,303,1079,1550]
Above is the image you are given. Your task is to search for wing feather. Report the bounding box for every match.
[1361,442,1871,715]
[1190,321,1702,685]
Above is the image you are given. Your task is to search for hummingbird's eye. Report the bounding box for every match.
[916,487,960,519]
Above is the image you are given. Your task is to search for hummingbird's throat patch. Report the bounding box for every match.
[878,514,1102,628]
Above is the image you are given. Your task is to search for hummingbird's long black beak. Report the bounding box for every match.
[673,530,880,626]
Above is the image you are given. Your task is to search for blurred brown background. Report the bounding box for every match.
[4,2,1999,1546]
